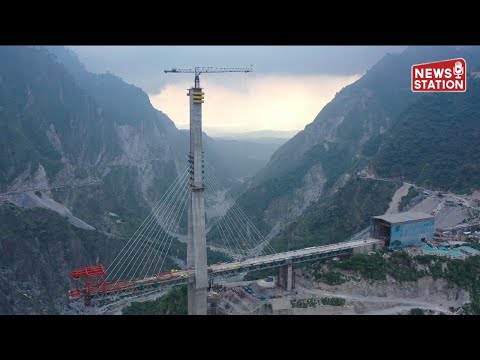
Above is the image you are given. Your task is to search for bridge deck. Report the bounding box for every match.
[209,238,383,275]
[69,239,383,303]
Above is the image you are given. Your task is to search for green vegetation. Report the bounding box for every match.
[270,178,398,252]
[410,308,425,315]
[373,78,480,193]
[313,271,348,286]
[243,268,276,281]
[326,251,480,314]
[236,141,367,234]
[207,248,232,264]
[398,186,419,211]
[333,251,421,282]
[166,240,187,264]
[0,204,118,314]
[123,286,187,315]
[0,47,124,189]
[321,297,346,306]
[290,297,345,308]
[0,46,258,314]
[291,298,318,308]
[421,255,480,314]
[236,47,469,235]
[465,243,480,251]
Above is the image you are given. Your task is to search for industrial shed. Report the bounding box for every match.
[371,212,435,248]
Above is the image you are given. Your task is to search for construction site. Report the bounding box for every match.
[193,187,480,316]
[65,63,480,316]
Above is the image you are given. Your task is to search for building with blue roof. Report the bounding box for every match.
[371,212,435,248]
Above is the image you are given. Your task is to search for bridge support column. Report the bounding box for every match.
[187,204,196,312]
[190,190,208,315]
[187,87,208,315]
[277,263,295,291]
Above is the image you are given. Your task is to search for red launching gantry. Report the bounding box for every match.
[70,265,106,306]
[69,264,193,307]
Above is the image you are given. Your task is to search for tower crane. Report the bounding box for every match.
[164,66,253,88]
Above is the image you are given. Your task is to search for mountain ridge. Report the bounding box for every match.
[236,46,480,236]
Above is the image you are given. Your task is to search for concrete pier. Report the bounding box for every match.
[277,263,295,291]
[188,87,208,315]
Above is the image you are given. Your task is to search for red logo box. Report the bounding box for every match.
[411,58,467,92]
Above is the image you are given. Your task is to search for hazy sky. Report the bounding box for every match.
[71,46,405,134]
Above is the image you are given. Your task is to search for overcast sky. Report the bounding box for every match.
[71,46,406,134]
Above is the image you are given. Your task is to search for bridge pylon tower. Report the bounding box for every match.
[165,66,252,315]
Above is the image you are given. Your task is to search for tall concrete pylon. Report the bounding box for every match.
[187,87,208,315]
[164,66,252,315]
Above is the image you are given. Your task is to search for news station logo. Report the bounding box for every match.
[411,58,466,92]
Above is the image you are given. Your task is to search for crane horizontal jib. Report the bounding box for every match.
[164,66,252,74]
[165,65,252,88]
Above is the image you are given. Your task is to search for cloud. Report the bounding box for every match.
[149,73,361,133]
[69,46,401,132]
[71,46,404,93]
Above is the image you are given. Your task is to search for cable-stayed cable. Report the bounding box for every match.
[108,171,189,281]
[116,173,189,282]
[204,194,239,257]
[205,164,276,254]
[141,187,190,278]
[157,193,190,273]
[125,177,190,279]
[204,172,270,256]
[105,165,188,280]
[204,181,249,257]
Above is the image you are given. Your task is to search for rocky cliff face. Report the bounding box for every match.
[0,46,184,233]
[0,46,250,313]
[0,46,190,313]
[263,163,326,234]
[0,204,124,314]
[238,46,480,236]
[0,46,289,313]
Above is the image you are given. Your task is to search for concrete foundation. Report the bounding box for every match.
[187,87,208,315]
[352,239,384,255]
[277,263,295,291]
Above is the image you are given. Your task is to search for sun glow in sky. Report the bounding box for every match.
[71,46,404,133]
[149,73,361,134]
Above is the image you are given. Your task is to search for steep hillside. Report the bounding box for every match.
[0,46,182,230]
[0,46,120,189]
[0,46,185,313]
[0,46,283,313]
[266,48,480,255]
[207,138,284,181]
[270,178,399,251]
[0,203,120,314]
[371,76,480,194]
[237,46,480,234]
[123,286,187,315]
[46,47,281,186]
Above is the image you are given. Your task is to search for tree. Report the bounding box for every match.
[410,308,425,315]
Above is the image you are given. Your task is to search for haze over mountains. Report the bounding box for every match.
[0,46,287,313]
[1,45,480,314]
[235,46,480,245]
